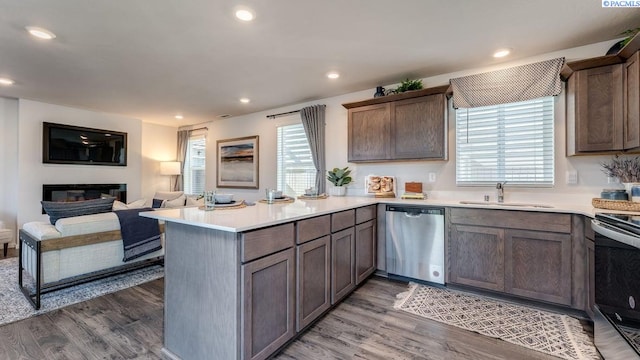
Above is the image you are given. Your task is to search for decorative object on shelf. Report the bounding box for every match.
[606,28,640,55]
[600,189,628,201]
[160,161,181,191]
[216,135,259,189]
[327,167,352,197]
[394,78,423,93]
[366,175,395,198]
[374,86,386,97]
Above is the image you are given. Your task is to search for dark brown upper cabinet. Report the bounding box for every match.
[564,44,640,155]
[343,85,449,162]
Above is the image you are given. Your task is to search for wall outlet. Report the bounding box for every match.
[428,172,436,183]
[566,170,578,184]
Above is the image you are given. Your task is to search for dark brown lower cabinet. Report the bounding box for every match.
[331,227,356,304]
[449,225,505,292]
[296,236,330,331]
[355,220,376,284]
[504,229,572,305]
[241,248,295,360]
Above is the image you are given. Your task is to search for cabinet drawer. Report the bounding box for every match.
[241,223,294,263]
[331,210,355,232]
[356,205,376,224]
[297,215,331,244]
[450,208,571,233]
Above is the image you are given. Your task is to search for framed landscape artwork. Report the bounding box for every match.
[216,136,259,189]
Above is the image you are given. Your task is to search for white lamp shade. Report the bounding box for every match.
[160,161,181,175]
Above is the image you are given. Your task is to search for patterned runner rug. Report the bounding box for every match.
[0,257,163,326]
[394,283,600,360]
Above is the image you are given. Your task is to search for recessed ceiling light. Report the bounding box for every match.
[493,48,511,58]
[240,98,250,104]
[235,8,255,21]
[327,72,340,79]
[25,26,56,40]
[0,78,15,86]
[175,114,184,120]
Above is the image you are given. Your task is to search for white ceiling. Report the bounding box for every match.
[0,1,638,126]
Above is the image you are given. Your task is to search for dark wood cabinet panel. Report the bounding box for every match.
[566,52,640,155]
[573,64,624,152]
[296,236,331,331]
[355,220,376,284]
[331,227,356,304]
[504,229,572,305]
[391,94,446,159]
[345,88,447,162]
[625,51,640,149]
[347,104,390,161]
[449,225,505,292]
[296,215,330,244]
[241,248,295,360]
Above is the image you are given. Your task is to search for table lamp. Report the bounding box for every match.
[160,161,181,191]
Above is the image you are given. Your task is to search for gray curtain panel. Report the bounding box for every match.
[300,105,327,194]
[175,130,191,191]
[450,57,565,108]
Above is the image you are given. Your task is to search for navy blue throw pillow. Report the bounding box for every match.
[152,198,164,208]
[41,197,116,225]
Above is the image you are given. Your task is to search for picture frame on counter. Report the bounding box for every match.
[216,135,259,189]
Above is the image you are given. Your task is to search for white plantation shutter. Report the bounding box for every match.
[277,123,315,197]
[456,97,554,186]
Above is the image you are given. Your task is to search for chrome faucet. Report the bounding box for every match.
[496,182,506,203]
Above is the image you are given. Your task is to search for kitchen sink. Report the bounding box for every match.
[459,201,554,209]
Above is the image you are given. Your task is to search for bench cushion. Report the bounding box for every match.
[55,212,120,237]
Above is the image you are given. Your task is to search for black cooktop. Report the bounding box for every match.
[595,212,640,237]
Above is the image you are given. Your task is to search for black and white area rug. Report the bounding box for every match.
[394,283,600,360]
[0,257,163,326]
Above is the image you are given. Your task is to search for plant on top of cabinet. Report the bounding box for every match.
[394,78,423,93]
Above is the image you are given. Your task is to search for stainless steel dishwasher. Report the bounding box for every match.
[385,205,445,284]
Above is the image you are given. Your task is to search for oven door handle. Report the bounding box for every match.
[592,219,640,250]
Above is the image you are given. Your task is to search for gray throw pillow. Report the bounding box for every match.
[41,197,116,225]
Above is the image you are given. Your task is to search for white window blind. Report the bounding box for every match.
[455,97,554,186]
[277,123,315,197]
[184,135,206,194]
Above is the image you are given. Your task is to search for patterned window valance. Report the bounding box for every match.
[450,57,565,108]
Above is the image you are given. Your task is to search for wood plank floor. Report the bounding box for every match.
[0,275,584,359]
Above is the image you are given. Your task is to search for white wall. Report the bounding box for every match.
[198,39,619,204]
[17,99,144,226]
[141,122,178,202]
[0,97,19,243]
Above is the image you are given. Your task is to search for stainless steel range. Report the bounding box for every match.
[592,213,640,359]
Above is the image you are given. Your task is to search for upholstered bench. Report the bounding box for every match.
[19,212,164,309]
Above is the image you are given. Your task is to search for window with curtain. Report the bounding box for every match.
[183,135,206,194]
[277,123,315,197]
[455,96,554,186]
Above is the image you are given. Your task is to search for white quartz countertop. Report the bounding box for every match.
[140,195,626,233]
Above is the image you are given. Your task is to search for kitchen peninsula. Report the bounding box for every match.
[143,196,599,360]
[142,197,378,360]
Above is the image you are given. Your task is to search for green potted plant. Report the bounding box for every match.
[394,78,423,93]
[327,167,352,196]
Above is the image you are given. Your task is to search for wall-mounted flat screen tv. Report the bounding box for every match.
[43,122,127,166]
